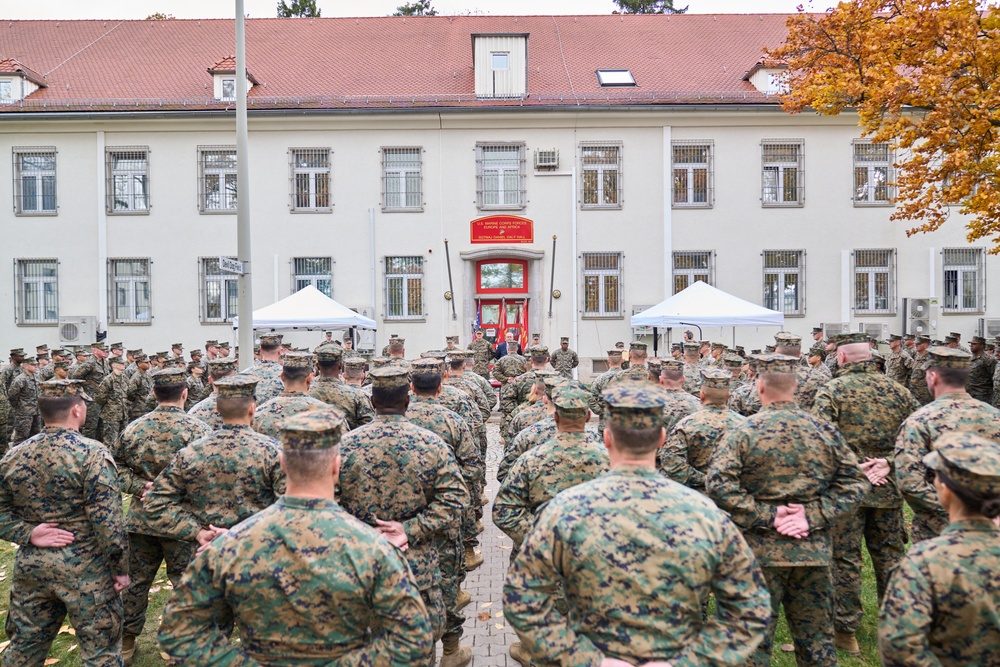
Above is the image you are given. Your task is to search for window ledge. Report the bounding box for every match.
[16,321,58,327]
[855,312,898,318]
[383,317,427,323]
[783,313,806,318]
[15,211,57,217]
[478,205,526,212]
[671,203,714,210]
[199,209,237,215]
[580,204,623,211]
[108,210,151,216]
[109,321,153,326]
[381,207,425,213]
[942,310,985,316]
[761,202,805,208]
[200,320,234,325]
[852,201,894,208]
[290,207,334,214]
[582,314,625,320]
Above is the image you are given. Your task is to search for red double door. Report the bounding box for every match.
[477,299,528,350]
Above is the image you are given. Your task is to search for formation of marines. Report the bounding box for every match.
[0,324,997,667]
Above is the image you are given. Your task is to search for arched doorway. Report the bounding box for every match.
[459,248,545,349]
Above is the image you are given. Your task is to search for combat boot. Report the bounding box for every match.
[475,519,484,534]
[509,641,531,667]
[834,630,861,656]
[456,588,471,610]
[464,547,484,571]
[439,635,472,667]
[122,635,138,666]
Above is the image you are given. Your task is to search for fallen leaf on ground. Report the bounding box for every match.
[149,587,161,594]
[498,545,511,549]
[494,611,503,618]
[44,659,59,665]
[479,601,493,608]
[494,623,505,630]
[161,652,171,660]
[67,645,78,652]
[477,612,490,621]
[0,640,10,652]
[780,644,795,652]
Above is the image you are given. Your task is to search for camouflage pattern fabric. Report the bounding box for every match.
[0,381,10,448]
[6,371,40,447]
[94,371,129,446]
[661,388,703,433]
[445,374,492,423]
[754,566,837,667]
[159,496,435,666]
[125,370,154,422]
[242,360,284,403]
[503,466,771,667]
[468,339,495,380]
[460,370,496,412]
[439,384,487,464]
[252,391,329,438]
[187,392,223,431]
[308,376,375,430]
[728,381,761,417]
[500,369,546,438]
[682,362,702,396]
[183,374,207,410]
[492,352,526,385]
[793,364,827,411]
[967,352,995,403]
[70,358,107,440]
[659,404,745,490]
[588,367,623,435]
[908,352,933,405]
[885,350,913,388]
[550,348,579,379]
[506,401,548,448]
[499,417,556,483]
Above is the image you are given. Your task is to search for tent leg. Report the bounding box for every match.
[653,327,658,357]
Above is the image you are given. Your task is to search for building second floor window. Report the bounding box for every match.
[13,147,56,215]
[382,147,422,210]
[108,258,151,324]
[14,258,58,325]
[673,251,715,294]
[106,147,149,214]
[582,252,623,317]
[198,146,237,212]
[385,256,424,319]
[853,248,895,315]
[671,141,713,208]
[763,250,805,315]
[853,141,893,205]
[943,247,985,313]
[293,257,333,297]
[476,143,525,210]
[581,143,623,208]
[199,257,238,322]
[761,140,804,206]
[290,148,331,211]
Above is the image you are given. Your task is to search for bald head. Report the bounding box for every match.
[837,342,871,365]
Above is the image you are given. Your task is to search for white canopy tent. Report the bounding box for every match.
[631,281,785,328]
[232,285,377,331]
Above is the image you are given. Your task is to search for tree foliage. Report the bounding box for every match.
[769,0,1000,252]
[276,0,321,18]
[145,12,175,20]
[394,0,438,16]
[611,0,687,14]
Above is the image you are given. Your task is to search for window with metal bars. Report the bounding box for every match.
[761,140,804,206]
[853,141,893,205]
[12,147,56,215]
[672,251,715,294]
[107,258,151,324]
[580,143,623,208]
[199,257,238,323]
[106,147,149,214]
[289,148,331,212]
[853,249,896,315]
[292,257,333,297]
[763,250,805,315]
[942,248,985,313]
[385,256,424,319]
[14,259,58,325]
[671,141,713,207]
[582,252,623,317]
[382,147,423,211]
[476,143,526,210]
[198,146,237,213]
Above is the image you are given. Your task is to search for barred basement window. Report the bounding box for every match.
[108,258,151,324]
[582,252,623,317]
[761,140,804,206]
[763,250,805,315]
[672,251,715,294]
[671,141,713,208]
[293,257,333,297]
[580,143,623,209]
[476,143,526,210]
[385,256,423,319]
[199,257,238,323]
[198,146,237,212]
[12,147,57,215]
[942,247,985,313]
[106,147,149,214]
[14,258,58,325]
[381,147,423,211]
[289,148,331,212]
[853,249,896,315]
[853,141,893,205]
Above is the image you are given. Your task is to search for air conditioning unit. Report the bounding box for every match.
[59,316,97,346]
[350,306,376,351]
[823,322,850,338]
[859,322,889,342]
[534,149,559,170]
[631,305,653,336]
[903,297,939,337]
[980,318,1000,338]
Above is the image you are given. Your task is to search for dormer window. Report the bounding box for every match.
[221,78,236,100]
[207,56,258,101]
[0,59,46,104]
[0,80,13,103]
[596,69,635,87]
[473,34,528,99]
[743,63,788,95]
[491,52,509,70]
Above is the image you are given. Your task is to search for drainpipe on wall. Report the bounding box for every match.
[370,207,377,331]
[96,131,108,335]
[571,161,579,370]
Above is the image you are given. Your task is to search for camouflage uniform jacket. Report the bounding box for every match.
[438,384,486,445]
[812,362,833,381]
[662,389,703,433]
[406,395,483,493]
[252,391,329,439]
[243,361,284,404]
[682,362,703,396]
[123,361,138,381]
[503,465,771,667]
[506,402,548,447]
[338,414,469,591]
[37,364,56,382]
[493,431,609,549]
[143,424,286,541]
[885,350,913,388]
[588,368,623,415]
[499,417,556,483]
[114,406,212,536]
[878,518,1000,667]
[492,353,526,385]
[501,369,546,434]
[468,339,496,377]
[0,363,21,393]
[793,364,827,411]
[967,352,996,403]
[462,370,497,409]
[659,404,745,490]
[0,426,129,576]
[159,496,434,666]
[126,370,154,421]
[69,356,108,397]
[728,380,761,417]
[909,351,933,405]
[445,374,492,422]
[894,393,1000,539]
[308,376,375,431]
[550,348,579,379]
[187,392,223,431]
[184,374,207,411]
[94,371,128,422]
[705,401,867,567]
[6,370,39,419]
[993,360,1000,409]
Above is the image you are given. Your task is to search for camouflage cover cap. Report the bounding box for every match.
[888,334,903,342]
[774,331,802,346]
[606,349,622,357]
[411,358,444,373]
[21,356,36,365]
[915,335,931,345]
[446,335,459,343]
[388,334,400,341]
[214,375,259,398]
[764,345,776,353]
[808,345,827,359]
[9,348,24,356]
[682,342,700,351]
[51,349,67,356]
[40,379,92,400]
[540,373,567,397]
[171,342,184,349]
[260,334,283,345]
[155,351,169,358]
[370,357,390,368]
[602,382,666,429]
[205,340,219,347]
[830,332,869,347]
[722,354,744,368]
[811,327,823,334]
[971,335,986,345]
[904,333,915,340]
[388,338,406,346]
[35,344,49,351]
[552,384,591,419]
[701,368,732,389]
[924,431,1000,497]
[474,328,485,333]
[189,349,203,356]
[949,331,963,339]
[91,342,107,351]
[133,354,148,363]
[369,366,411,388]
[944,334,959,343]
[711,342,727,350]
[528,345,550,357]
[164,358,187,368]
[206,359,237,371]
[344,358,367,369]
[314,343,344,362]
[281,408,347,452]
[37,353,49,360]
[560,336,569,343]
[670,343,682,350]
[54,360,72,369]
[663,359,684,371]
[281,352,315,369]
[109,357,126,366]
[647,358,663,373]
[751,353,799,374]
[75,349,90,357]
[448,350,472,360]
[421,350,446,360]
[152,368,188,386]
[629,342,647,352]
[927,346,971,369]
[126,348,142,356]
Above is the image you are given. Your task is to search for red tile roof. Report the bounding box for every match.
[0,14,796,113]
[0,57,46,87]
[208,56,237,72]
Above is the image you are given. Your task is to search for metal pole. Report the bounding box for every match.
[653,327,658,357]
[235,0,254,372]
[444,239,457,320]
[548,235,557,317]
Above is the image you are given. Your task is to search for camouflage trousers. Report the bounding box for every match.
[833,505,905,633]
[473,365,491,382]
[462,497,479,551]
[122,533,197,637]
[82,401,102,441]
[0,401,11,446]
[751,566,837,667]
[101,417,125,450]
[8,414,40,448]
[437,528,466,643]
[909,507,950,544]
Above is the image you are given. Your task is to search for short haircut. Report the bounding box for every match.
[282,366,312,384]
[759,372,797,395]
[388,342,405,355]
[662,369,684,382]
[210,368,236,382]
[344,368,364,380]
[260,342,281,353]
[631,349,648,362]
[702,387,729,405]
[608,423,662,456]
[153,384,186,403]
[775,345,801,356]
[411,373,442,394]
[282,448,339,484]
[317,359,342,373]
[39,396,82,423]
[217,396,254,420]
[449,358,465,371]
[372,384,409,411]
[930,367,970,388]
[531,354,548,364]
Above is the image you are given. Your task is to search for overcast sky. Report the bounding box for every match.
[3,0,820,20]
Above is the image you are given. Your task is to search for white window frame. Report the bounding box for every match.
[491,52,510,70]
[197,146,237,213]
[384,256,425,320]
[289,148,332,212]
[761,140,804,207]
[106,146,150,214]
[852,249,896,315]
[221,77,236,100]
[672,251,716,294]
[581,251,624,318]
[381,147,423,211]
[14,258,58,325]
[942,247,986,314]
[476,142,526,211]
[199,257,239,323]
[108,258,152,325]
[292,257,334,297]
[853,140,893,206]
[580,142,623,209]
[671,141,714,208]
[763,250,806,316]
[12,147,57,215]
[0,80,13,103]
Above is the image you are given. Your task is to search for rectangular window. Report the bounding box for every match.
[12,147,56,215]
[108,258,151,324]
[0,81,13,103]
[199,257,239,323]
[582,252,623,317]
[221,78,236,100]
[763,250,805,315]
[580,143,623,209]
[292,257,333,297]
[672,141,714,208]
[106,147,149,214]
[385,256,424,319]
[672,251,715,294]
[853,141,893,205]
[942,248,986,313]
[382,147,422,210]
[491,52,509,70]
[14,259,58,325]
[476,143,526,210]
[198,146,237,212]
[761,140,804,206]
[289,148,331,212]
[853,249,896,315]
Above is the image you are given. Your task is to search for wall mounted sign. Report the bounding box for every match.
[470,215,534,244]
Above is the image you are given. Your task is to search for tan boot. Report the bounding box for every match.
[475,519,484,534]
[509,641,531,667]
[439,636,472,667]
[464,547,484,571]
[834,630,861,656]
[480,492,489,506]
[456,588,471,610]
[122,635,138,666]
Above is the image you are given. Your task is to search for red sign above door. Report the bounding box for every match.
[470,215,534,244]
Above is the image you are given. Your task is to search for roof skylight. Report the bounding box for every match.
[596,69,636,87]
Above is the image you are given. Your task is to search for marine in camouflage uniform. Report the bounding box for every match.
[706,354,868,667]
[499,349,554,439]
[308,344,375,430]
[125,356,154,422]
[659,360,704,433]
[682,344,703,396]
[549,338,579,379]
[69,344,109,441]
[251,353,329,438]
[94,358,129,447]
[468,330,496,380]
[966,335,995,403]
[811,333,919,648]
[885,335,913,389]
[242,333,285,404]
[503,382,771,667]
[0,379,129,667]
[459,355,496,409]
[158,410,434,666]
[492,351,526,386]
[6,359,41,448]
[587,349,624,431]
[506,397,547,448]
[183,365,208,410]
[186,358,238,431]
[908,337,934,405]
